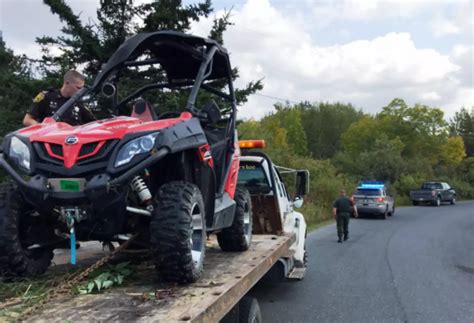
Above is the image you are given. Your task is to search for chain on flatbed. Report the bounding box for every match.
[16,234,139,322]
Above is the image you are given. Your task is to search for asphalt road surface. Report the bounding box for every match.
[251,201,474,323]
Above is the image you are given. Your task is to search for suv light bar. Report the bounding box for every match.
[359,184,385,189]
[359,181,385,189]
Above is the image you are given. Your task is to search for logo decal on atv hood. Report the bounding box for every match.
[65,136,79,145]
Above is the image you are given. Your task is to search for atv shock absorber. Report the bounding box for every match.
[131,175,152,207]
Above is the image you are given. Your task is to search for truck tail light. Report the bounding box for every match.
[431,190,436,196]
[376,197,385,203]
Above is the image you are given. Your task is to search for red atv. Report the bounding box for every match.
[0,31,252,283]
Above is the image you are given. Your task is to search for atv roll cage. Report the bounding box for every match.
[54,31,237,128]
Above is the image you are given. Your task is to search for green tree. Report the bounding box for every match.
[336,135,405,183]
[238,116,289,164]
[273,104,308,156]
[440,136,466,165]
[340,116,381,156]
[378,98,448,160]
[457,157,474,186]
[299,102,364,159]
[0,38,42,138]
[450,107,474,157]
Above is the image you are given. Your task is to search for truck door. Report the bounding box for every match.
[272,167,292,220]
[442,183,453,201]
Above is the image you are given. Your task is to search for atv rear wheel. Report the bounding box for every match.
[150,182,206,284]
[217,188,253,251]
[0,183,54,278]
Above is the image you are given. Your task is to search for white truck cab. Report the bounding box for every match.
[238,140,309,280]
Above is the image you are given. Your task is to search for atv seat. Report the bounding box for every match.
[131,99,158,122]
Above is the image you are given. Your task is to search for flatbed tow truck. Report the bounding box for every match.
[19,140,309,322]
[25,234,293,322]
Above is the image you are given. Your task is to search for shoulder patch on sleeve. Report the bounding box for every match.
[33,92,45,103]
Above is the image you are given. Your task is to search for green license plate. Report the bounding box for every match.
[59,179,81,192]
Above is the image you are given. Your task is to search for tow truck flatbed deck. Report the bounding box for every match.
[28,234,294,322]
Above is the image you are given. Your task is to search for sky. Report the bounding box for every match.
[0,0,473,120]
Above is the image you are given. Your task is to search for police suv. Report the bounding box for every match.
[353,181,395,220]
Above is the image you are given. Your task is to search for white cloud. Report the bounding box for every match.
[431,1,474,41]
[445,88,474,111]
[308,0,472,47]
[1,0,152,58]
[449,44,473,88]
[452,44,470,57]
[340,0,428,19]
[430,1,473,38]
[432,19,462,38]
[2,0,471,120]
[192,0,468,120]
[421,92,442,101]
[310,0,442,24]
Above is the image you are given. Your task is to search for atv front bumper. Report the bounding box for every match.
[0,149,168,198]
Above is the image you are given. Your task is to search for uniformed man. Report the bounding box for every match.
[333,189,358,243]
[23,70,96,126]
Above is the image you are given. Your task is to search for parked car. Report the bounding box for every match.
[410,181,456,206]
[353,181,395,220]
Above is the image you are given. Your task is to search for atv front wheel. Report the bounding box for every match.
[150,182,206,284]
[0,183,54,278]
[217,188,253,251]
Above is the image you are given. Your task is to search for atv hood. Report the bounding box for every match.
[12,113,192,168]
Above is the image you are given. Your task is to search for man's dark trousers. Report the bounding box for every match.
[336,212,350,240]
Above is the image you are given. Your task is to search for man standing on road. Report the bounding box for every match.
[333,189,358,243]
[23,70,96,126]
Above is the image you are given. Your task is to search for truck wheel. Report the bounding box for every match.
[150,182,206,284]
[303,243,308,267]
[0,183,53,277]
[412,201,419,206]
[380,208,388,220]
[451,197,456,205]
[432,196,441,207]
[263,261,286,283]
[239,296,262,323]
[390,205,395,216]
[217,188,253,251]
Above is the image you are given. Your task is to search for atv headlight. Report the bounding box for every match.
[115,132,159,167]
[9,136,31,171]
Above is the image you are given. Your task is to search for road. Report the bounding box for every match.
[251,201,474,323]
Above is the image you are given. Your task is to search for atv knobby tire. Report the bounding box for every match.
[217,188,253,252]
[0,182,54,278]
[150,181,206,284]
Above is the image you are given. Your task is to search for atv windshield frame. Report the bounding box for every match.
[53,31,237,127]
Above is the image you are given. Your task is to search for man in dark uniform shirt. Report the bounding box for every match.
[23,70,96,126]
[333,189,358,243]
